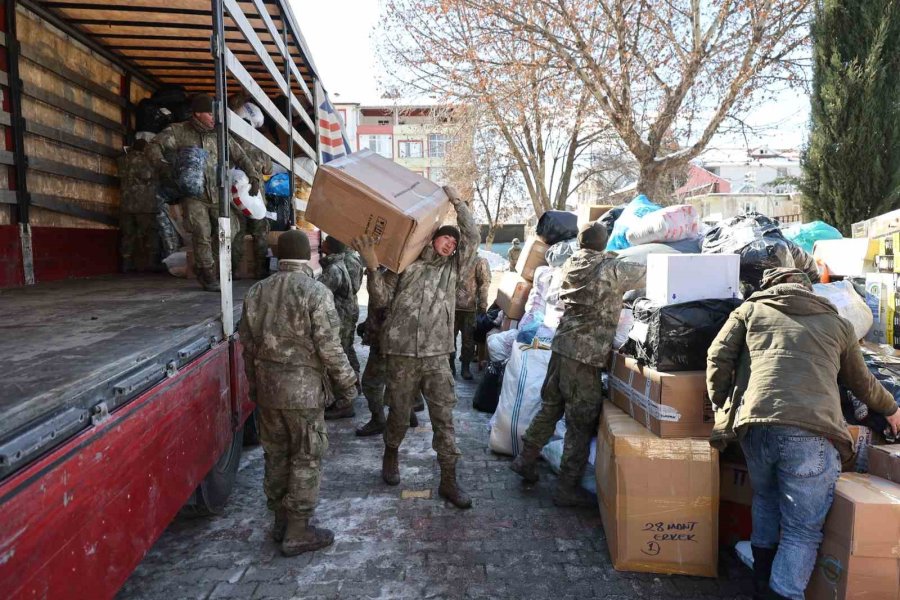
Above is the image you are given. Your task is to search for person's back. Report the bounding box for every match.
[706,267,900,600]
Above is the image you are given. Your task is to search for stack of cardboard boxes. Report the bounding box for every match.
[496,237,547,326]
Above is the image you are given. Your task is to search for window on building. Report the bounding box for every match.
[337,109,347,127]
[776,167,789,178]
[398,140,424,159]
[428,167,446,184]
[360,134,393,158]
[428,134,451,158]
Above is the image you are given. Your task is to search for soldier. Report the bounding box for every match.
[318,235,363,419]
[451,254,491,379]
[239,230,357,556]
[229,94,274,280]
[118,138,162,272]
[509,221,645,506]
[147,94,261,291]
[507,238,522,271]
[353,186,479,509]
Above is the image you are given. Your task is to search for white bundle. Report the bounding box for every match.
[489,343,553,456]
[237,102,264,129]
[626,204,699,246]
[229,169,269,220]
[813,280,873,340]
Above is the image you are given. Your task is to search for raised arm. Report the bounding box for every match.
[353,236,400,310]
[445,186,479,273]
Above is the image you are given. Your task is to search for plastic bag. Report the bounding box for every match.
[626,298,742,372]
[701,212,794,290]
[541,437,597,495]
[613,309,633,350]
[157,207,181,257]
[475,306,502,344]
[486,329,518,362]
[230,169,268,220]
[607,194,662,251]
[542,269,566,331]
[175,147,208,197]
[598,206,624,235]
[489,343,553,455]
[265,172,292,197]
[135,99,171,134]
[812,280,873,340]
[662,236,703,254]
[536,210,578,245]
[545,238,578,267]
[782,221,843,254]
[626,204,700,246]
[473,361,506,414]
[236,102,264,128]
[163,251,187,278]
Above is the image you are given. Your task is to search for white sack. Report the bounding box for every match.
[489,344,552,456]
[229,168,268,220]
[237,102,264,129]
[163,251,187,278]
[626,204,700,245]
[486,329,519,363]
[613,308,634,350]
[541,438,597,494]
[812,280,873,340]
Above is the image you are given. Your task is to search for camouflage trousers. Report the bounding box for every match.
[340,313,361,377]
[232,213,270,276]
[523,352,603,485]
[183,197,239,272]
[258,406,328,519]
[361,349,386,418]
[453,310,477,364]
[120,213,162,272]
[384,355,461,462]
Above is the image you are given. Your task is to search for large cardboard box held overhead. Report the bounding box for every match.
[596,403,719,578]
[645,254,740,306]
[496,272,532,320]
[608,352,715,439]
[515,237,549,282]
[806,473,900,600]
[306,149,450,273]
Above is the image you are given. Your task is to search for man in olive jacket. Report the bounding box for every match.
[353,186,478,509]
[707,267,900,600]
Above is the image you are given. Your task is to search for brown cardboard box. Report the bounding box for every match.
[306,149,450,273]
[515,237,549,282]
[596,403,719,578]
[577,204,615,227]
[608,352,715,438]
[720,461,753,506]
[868,445,900,483]
[806,473,900,600]
[496,272,532,320]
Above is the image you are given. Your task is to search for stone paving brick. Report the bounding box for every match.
[117,324,755,599]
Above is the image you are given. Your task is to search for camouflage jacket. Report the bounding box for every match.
[117,147,159,214]
[236,137,273,178]
[368,201,479,358]
[147,118,259,206]
[318,253,358,327]
[456,256,491,312]
[239,260,357,409]
[552,249,646,368]
[507,246,522,269]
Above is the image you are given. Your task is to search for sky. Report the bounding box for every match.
[296,0,811,150]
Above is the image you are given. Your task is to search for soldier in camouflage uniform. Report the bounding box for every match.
[507,238,522,271]
[451,254,491,379]
[118,138,162,272]
[510,222,645,506]
[353,186,479,509]
[239,230,357,556]
[147,94,260,291]
[229,94,274,280]
[318,236,363,419]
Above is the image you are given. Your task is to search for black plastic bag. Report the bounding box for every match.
[473,361,505,413]
[135,99,171,134]
[786,240,820,284]
[627,298,742,372]
[475,305,502,343]
[156,208,181,257]
[842,360,900,442]
[598,206,624,235]
[701,212,795,290]
[536,210,578,245]
[266,194,293,231]
[546,238,578,267]
[175,147,208,197]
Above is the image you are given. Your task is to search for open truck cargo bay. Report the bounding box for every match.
[0,1,336,597]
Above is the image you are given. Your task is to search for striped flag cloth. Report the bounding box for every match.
[316,81,351,164]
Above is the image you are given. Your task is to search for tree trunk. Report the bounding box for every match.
[485,227,497,250]
[636,161,680,204]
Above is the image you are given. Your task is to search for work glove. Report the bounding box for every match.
[248,177,260,197]
[352,235,380,271]
[443,185,462,207]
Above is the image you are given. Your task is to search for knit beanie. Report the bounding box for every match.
[577,221,608,252]
[433,225,461,245]
[191,94,214,114]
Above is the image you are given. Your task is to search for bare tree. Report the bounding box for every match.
[378,0,612,218]
[438,0,812,200]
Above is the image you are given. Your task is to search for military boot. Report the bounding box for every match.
[448,356,456,376]
[438,459,472,509]
[509,443,541,483]
[461,362,473,380]
[382,446,400,486]
[552,479,596,507]
[197,267,220,292]
[324,403,355,420]
[281,518,334,556]
[409,409,419,428]
[356,415,385,437]
[272,508,287,543]
[751,545,778,600]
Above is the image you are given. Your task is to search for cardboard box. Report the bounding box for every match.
[515,237,549,282]
[879,232,900,257]
[645,254,741,306]
[496,272,532,320]
[867,208,900,239]
[306,149,449,273]
[865,273,898,345]
[868,445,900,483]
[596,403,719,578]
[720,461,753,506]
[608,352,715,438]
[813,239,879,277]
[806,473,900,600]
[577,204,615,227]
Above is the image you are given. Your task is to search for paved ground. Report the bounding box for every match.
[118,342,753,600]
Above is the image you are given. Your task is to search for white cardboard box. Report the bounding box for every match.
[646,254,740,306]
[813,238,878,277]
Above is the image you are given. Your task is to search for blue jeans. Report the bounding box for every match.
[740,425,841,600]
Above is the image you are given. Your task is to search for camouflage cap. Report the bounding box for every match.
[760,267,812,290]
